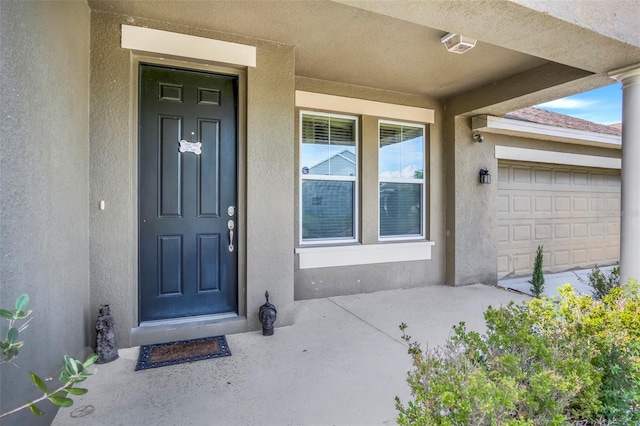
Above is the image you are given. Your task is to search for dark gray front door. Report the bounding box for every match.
[138,64,238,322]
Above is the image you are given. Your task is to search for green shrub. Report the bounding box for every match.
[529,244,545,298]
[0,294,97,419]
[577,265,620,300]
[396,282,640,426]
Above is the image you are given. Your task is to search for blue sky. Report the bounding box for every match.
[535,83,622,125]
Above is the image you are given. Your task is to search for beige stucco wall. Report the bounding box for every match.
[0,1,91,425]
[446,114,621,286]
[293,78,446,299]
[90,11,295,346]
[446,117,499,285]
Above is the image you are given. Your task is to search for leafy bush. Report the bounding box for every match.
[529,244,545,298]
[396,282,640,426]
[0,295,97,419]
[576,265,620,300]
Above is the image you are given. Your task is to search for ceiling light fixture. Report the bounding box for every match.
[441,33,477,54]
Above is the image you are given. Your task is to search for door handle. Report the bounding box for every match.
[228,220,235,252]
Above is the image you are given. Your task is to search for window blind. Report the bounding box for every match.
[302,115,355,146]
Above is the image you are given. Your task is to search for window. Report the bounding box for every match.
[300,112,358,243]
[379,121,425,239]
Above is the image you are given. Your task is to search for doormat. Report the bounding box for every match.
[135,335,231,371]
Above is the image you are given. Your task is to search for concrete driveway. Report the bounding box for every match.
[53,284,529,426]
[498,265,616,298]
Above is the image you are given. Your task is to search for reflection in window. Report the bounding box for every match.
[379,122,425,238]
[302,181,354,240]
[301,114,356,177]
[379,122,424,179]
[380,182,422,237]
[300,112,358,243]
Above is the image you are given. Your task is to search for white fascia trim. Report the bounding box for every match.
[295,241,435,269]
[473,115,620,149]
[495,146,621,169]
[295,91,435,123]
[121,25,256,67]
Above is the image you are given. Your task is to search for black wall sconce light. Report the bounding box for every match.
[473,133,483,143]
[479,168,491,184]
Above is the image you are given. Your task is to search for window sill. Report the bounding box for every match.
[295,241,435,269]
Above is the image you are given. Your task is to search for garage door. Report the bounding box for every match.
[497,161,620,279]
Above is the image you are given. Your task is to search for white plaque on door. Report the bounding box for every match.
[179,140,202,155]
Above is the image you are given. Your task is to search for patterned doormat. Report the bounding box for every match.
[135,335,231,371]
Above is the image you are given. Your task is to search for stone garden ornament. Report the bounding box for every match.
[95,304,119,363]
[258,291,277,336]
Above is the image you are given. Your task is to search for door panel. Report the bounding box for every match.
[159,115,182,218]
[139,64,238,322]
[197,118,220,217]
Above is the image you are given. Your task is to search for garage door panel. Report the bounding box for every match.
[513,253,532,275]
[534,224,551,239]
[513,167,531,182]
[497,195,509,213]
[555,197,571,212]
[497,233,614,247]
[534,196,552,212]
[573,197,589,212]
[497,161,620,279]
[498,165,509,182]
[534,169,551,184]
[573,171,588,185]
[499,193,619,217]
[555,170,571,184]
[573,223,588,238]
[606,245,620,260]
[497,225,509,242]
[501,169,620,192]
[512,225,531,241]
[554,250,571,267]
[555,223,571,239]
[606,197,620,212]
[590,247,605,262]
[591,198,606,211]
[498,182,615,193]
[591,173,605,186]
[573,248,588,263]
[512,196,531,212]
[590,223,605,237]
[498,212,617,223]
[497,219,616,242]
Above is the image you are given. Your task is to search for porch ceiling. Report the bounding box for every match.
[89,0,640,108]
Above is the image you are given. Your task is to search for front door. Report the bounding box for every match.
[138,64,238,322]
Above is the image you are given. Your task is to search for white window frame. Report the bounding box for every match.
[378,120,426,241]
[299,110,359,245]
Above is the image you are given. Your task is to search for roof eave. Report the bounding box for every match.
[472,115,621,150]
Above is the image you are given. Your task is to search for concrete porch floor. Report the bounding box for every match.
[53,284,529,426]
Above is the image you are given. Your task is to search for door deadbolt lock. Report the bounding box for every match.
[227,206,235,217]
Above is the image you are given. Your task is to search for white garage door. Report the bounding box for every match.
[497,161,620,279]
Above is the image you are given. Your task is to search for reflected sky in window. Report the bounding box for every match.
[379,136,423,179]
